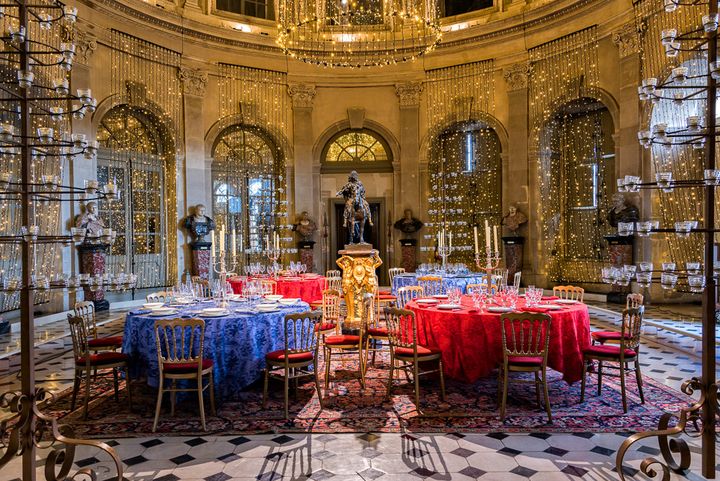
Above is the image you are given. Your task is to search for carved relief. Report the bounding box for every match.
[288,83,316,109]
[178,67,208,97]
[503,63,530,91]
[395,81,423,108]
[613,22,643,59]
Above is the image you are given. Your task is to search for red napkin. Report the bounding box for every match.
[519,307,550,313]
[541,296,559,301]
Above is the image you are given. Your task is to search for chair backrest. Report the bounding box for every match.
[321,289,341,325]
[620,307,644,351]
[191,276,211,298]
[146,291,168,303]
[513,271,521,289]
[493,268,509,287]
[67,314,90,361]
[397,285,424,307]
[366,288,383,328]
[326,269,341,279]
[384,306,418,352]
[552,285,584,302]
[388,267,405,287]
[260,279,277,295]
[74,301,97,339]
[500,312,552,363]
[477,278,499,295]
[325,275,342,293]
[283,311,322,358]
[417,275,443,296]
[154,317,206,372]
[626,293,644,309]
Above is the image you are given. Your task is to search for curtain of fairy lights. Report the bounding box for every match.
[634,0,711,267]
[0,11,68,311]
[530,27,613,283]
[425,60,497,267]
[99,30,181,288]
[217,64,289,263]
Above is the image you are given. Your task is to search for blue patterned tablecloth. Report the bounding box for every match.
[391,273,487,295]
[122,301,310,399]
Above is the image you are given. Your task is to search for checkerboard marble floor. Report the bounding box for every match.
[1,303,718,481]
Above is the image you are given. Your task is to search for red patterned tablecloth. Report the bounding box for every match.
[406,296,591,384]
[228,276,326,304]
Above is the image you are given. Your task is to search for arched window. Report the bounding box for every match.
[428,120,502,265]
[211,125,285,252]
[96,105,173,288]
[538,97,615,283]
[321,128,392,173]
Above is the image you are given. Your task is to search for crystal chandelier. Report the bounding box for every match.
[274,0,442,68]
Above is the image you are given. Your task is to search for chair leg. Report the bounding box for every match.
[125,367,132,410]
[262,369,270,409]
[170,381,176,417]
[597,360,603,396]
[500,366,509,421]
[534,371,541,407]
[542,369,552,424]
[71,371,80,411]
[198,375,207,431]
[82,368,91,420]
[284,367,290,420]
[209,372,216,416]
[580,356,588,403]
[324,348,332,389]
[635,357,645,404]
[113,368,119,402]
[152,377,164,433]
[620,360,628,413]
[413,362,420,412]
[386,354,395,400]
[438,359,446,402]
[313,357,324,410]
[358,345,366,389]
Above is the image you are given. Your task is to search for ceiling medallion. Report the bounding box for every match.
[274,0,442,68]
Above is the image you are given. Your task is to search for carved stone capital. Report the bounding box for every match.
[178,67,208,97]
[288,84,316,109]
[503,63,530,92]
[613,22,643,59]
[76,31,97,65]
[395,81,422,108]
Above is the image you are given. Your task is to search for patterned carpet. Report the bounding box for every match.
[42,355,692,438]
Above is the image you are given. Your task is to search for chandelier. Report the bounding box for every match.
[274,0,442,68]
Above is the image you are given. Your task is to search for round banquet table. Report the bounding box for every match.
[122,300,310,399]
[228,275,325,304]
[406,296,591,384]
[392,273,486,295]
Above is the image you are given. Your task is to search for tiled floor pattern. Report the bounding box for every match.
[1,304,718,481]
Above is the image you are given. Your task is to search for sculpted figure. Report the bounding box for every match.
[501,205,528,235]
[292,211,317,242]
[336,171,373,245]
[394,209,424,235]
[607,193,640,228]
[183,204,216,244]
[75,201,105,238]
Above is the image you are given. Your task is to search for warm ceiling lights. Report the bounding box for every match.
[274,0,442,68]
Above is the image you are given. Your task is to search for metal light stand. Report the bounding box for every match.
[614,3,718,478]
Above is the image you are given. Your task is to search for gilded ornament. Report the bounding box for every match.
[336,251,383,324]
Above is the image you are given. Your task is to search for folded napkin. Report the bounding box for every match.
[541,296,559,301]
[519,307,550,313]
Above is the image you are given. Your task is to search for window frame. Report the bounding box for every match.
[320,128,393,173]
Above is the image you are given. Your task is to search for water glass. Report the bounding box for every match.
[688,275,706,293]
[660,272,678,290]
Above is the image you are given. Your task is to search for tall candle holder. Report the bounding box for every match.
[475,248,502,286]
[265,246,281,277]
[211,246,238,308]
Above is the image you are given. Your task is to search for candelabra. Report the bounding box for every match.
[0,2,126,481]
[265,245,280,276]
[475,248,501,285]
[212,246,238,307]
[614,1,718,478]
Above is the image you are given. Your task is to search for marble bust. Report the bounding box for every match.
[393,209,424,235]
[183,204,216,244]
[75,201,105,238]
[501,205,528,235]
[607,193,639,228]
[293,211,317,242]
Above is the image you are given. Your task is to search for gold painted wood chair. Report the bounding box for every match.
[67,314,131,420]
[152,317,216,432]
[417,275,443,297]
[512,271,522,290]
[318,289,341,344]
[397,285,424,308]
[146,291,169,303]
[592,293,645,345]
[325,269,341,280]
[324,298,367,389]
[552,285,584,302]
[493,268,509,287]
[260,279,277,295]
[581,307,645,413]
[364,290,390,368]
[384,307,445,411]
[263,311,324,419]
[191,276,211,298]
[497,312,553,423]
[388,267,405,288]
[74,301,123,351]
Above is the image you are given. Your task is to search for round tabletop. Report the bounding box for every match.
[406,296,591,384]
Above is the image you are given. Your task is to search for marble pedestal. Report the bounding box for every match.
[298,241,315,273]
[605,235,635,304]
[77,243,110,311]
[190,242,211,279]
[399,239,417,273]
[502,236,524,283]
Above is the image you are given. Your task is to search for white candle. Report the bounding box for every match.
[219,226,225,252]
[437,231,441,249]
[484,220,491,250]
[493,225,499,253]
[265,234,269,250]
[448,231,452,250]
[275,232,279,251]
[232,228,236,253]
[473,225,479,254]
[211,229,215,250]
[239,233,243,252]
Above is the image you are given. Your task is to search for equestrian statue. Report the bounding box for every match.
[336,171,373,245]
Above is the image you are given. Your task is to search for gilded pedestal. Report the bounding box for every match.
[336,244,383,324]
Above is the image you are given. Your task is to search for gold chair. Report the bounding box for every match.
[581,307,645,413]
[388,267,405,287]
[74,301,123,351]
[552,285,584,302]
[626,293,644,309]
[497,312,553,423]
[364,290,390,368]
[260,279,277,295]
[325,276,342,293]
[384,307,445,410]
[512,271,522,289]
[318,289,341,339]
[191,276,211,298]
[493,268,509,287]
[474,278,498,295]
[324,298,366,389]
[146,291,169,303]
[325,269,341,279]
[67,314,131,419]
[263,311,324,419]
[592,293,645,345]
[417,275,443,296]
[152,317,216,432]
[397,285,424,308]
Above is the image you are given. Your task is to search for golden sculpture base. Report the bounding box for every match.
[336,245,382,325]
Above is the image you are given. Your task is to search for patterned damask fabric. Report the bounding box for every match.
[391,274,487,296]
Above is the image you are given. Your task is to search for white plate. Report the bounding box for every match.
[173,298,193,304]
[199,310,229,318]
[535,304,563,310]
[278,298,300,305]
[201,308,226,315]
[256,306,279,313]
[264,294,284,301]
[416,298,439,304]
[432,294,449,299]
[487,306,514,313]
[148,308,178,317]
[555,299,580,304]
[143,302,164,310]
[437,303,462,310]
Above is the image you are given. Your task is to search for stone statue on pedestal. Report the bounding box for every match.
[501,205,528,235]
[336,171,373,245]
[393,209,423,236]
[75,201,105,241]
[183,204,216,245]
[292,211,317,242]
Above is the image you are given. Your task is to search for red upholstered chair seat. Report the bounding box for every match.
[368,327,389,337]
[507,355,543,366]
[163,359,214,373]
[316,322,337,332]
[265,349,314,363]
[325,335,360,345]
[88,336,124,348]
[394,345,441,357]
[584,345,637,358]
[76,351,130,366]
[591,331,629,342]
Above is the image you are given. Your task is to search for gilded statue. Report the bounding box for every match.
[336,251,383,323]
[336,171,373,245]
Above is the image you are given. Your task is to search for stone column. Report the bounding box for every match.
[288,84,318,264]
[179,67,209,282]
[395,82,422,269]
[503,63,535,283]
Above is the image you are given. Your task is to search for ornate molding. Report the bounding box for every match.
[76,30,97,65]
[288,84,316,109]
[503,63,530,92]
[178,67,208,97]
[395,81,423,108]
[612,22,643,59]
